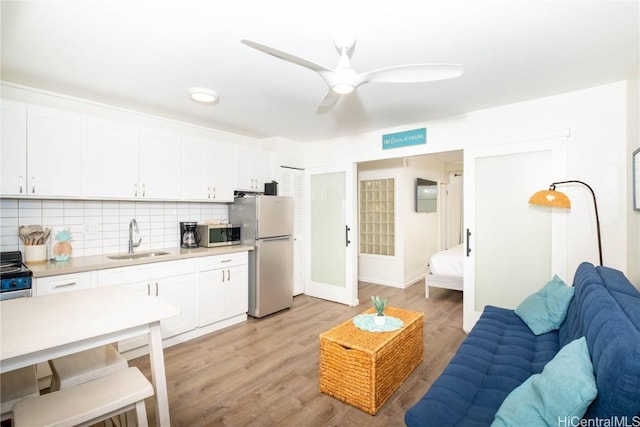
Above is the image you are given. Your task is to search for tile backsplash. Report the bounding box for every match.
[0,199,228,257]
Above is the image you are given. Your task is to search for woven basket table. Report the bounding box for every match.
[319,306,424,415]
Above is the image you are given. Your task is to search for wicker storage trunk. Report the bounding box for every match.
[319,306,424,415]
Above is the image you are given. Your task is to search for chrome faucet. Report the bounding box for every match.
[128,218,141,254]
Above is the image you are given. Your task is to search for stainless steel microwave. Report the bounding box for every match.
[196,224,241,247]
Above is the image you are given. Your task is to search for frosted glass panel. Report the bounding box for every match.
[310,172,346,287]
[475,150,552,310]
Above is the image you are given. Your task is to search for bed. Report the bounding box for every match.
[425,244,464,298]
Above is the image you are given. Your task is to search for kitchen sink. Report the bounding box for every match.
[107,251,171,261]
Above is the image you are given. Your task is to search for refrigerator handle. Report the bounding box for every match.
[345,226,351,247]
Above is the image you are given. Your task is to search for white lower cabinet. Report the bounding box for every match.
[33,251,250,357]
[97,259,197,352]
[197,252,248,327]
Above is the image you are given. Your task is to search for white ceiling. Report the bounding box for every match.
[1,1,638,143]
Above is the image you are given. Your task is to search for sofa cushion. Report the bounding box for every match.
[491,336,597,426]
[515,275,574,335]
[405,305,559,427]
[559,263,640,419]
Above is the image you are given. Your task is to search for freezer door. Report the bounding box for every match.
[251,236,293,317]
[256,196,293,239]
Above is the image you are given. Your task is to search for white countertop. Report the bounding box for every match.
[27,245,254,278]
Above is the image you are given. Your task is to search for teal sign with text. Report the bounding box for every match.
[382,128,426,150]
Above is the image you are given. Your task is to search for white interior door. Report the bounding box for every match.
[304,164,359,306]
[463,137,568,332]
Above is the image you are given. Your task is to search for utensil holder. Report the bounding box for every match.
[24,244,47,264]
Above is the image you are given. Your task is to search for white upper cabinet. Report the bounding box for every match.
[182,136,234,202]
[87,122,182,200]
[2,102,86,198]
[139,127,182,200]
[1,99,27,196]
[86,118,140,198]
[233,145,272,192]
[25,105,86,198]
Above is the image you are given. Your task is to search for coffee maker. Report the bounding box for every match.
[180,222,200,248]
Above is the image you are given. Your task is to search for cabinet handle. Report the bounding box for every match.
[208,187,211,199]
[134,183,138,197]
[142,183,146,197]
[221,259,232,263]
[212,187,216,199]
[227,269,230,281]
[53,281,77,289]
[31,177,36,194]
[466,229,472,257]
[147,283,150,295]
[19,176,23,194]
[221,270,225,282]
[155,282,158,296]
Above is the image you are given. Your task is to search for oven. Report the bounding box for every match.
[0,251,33,300]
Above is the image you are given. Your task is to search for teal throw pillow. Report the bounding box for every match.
[491,336,597,427]
[515,275,574,335]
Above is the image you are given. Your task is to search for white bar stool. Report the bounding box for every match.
[49,344,128,392]
[0,365,39,421]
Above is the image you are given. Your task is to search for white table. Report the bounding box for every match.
[0,286,180,426]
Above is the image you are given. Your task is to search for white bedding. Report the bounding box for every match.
[429,244,464,277]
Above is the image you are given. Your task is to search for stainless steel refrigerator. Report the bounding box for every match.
[230,195,294,318]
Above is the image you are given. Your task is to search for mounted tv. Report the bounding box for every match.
[416,178,437,213]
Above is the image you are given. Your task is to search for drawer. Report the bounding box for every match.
[198,252,247,272]
[98,258,196,287]
[34,271,98,296]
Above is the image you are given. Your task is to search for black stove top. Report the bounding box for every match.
[0,251,32,279]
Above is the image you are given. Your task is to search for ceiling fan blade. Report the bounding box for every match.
[241,39,331,73]
[359,64,464,85]
[316,90,341,115]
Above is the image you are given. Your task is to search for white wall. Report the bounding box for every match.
[304,81,633,280]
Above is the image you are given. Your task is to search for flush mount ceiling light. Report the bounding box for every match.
[189,88,219,104]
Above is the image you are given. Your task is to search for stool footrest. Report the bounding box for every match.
[13,367,153,427]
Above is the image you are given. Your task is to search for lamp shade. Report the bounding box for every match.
[528,189,571,209]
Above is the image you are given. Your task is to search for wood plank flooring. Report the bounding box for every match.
[129,281,465,427]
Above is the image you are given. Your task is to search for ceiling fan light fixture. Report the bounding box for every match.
[189,88,219,104]
[331,83,354,95]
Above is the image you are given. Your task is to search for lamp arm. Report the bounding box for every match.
[550,180,603,266]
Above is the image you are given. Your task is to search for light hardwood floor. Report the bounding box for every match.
[129,281,465,427]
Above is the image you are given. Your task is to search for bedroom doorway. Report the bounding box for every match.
[356,151,463,290]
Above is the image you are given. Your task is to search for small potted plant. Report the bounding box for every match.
[371,295,387,326]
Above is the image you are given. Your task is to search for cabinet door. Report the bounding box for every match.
[139,127,182,200]
[197,268,226,326]
[224,264,249,317]
[1,99,27,196]
[86,118,140,198]
[155,274,197,339]
[210,141,234,202]
[182,135,212,201]
[27,105,86,197]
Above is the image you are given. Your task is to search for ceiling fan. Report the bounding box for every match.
[241,35,464,114]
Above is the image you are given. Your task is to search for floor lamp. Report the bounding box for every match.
[528,180,603,266]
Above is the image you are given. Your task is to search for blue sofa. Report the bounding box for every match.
[405,262,640,426]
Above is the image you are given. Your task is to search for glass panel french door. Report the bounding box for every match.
[463,137,567,332]
[304,164,358,306]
